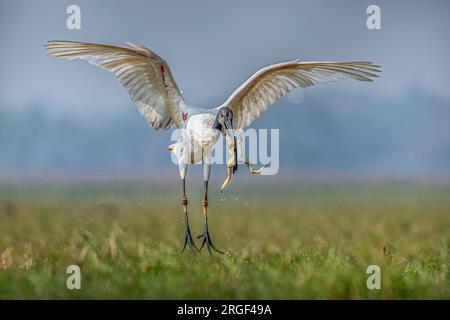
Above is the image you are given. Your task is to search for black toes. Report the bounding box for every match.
[197,229,225,255]
[181,227,199,253]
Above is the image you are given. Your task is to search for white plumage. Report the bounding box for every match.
[171,114,219,167]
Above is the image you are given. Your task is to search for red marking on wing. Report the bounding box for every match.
[182,112,188,121]
[160,65,167,87]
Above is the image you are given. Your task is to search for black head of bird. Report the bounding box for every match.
[213,106,233,134]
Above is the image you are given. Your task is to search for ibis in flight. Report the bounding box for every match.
[45,40,380,254]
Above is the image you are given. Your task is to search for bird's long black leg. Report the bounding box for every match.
[197,163,225,255]
[180,166,198,253]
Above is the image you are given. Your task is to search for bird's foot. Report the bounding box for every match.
[245,158,268,174]
[197,227,225,255]
[182,225,199,253]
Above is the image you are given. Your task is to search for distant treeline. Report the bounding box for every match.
[1,88,449,177]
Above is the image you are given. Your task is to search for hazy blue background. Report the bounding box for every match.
[1,0,449,181]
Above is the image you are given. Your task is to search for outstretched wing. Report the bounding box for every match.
[45,40,186,129]
[220,60,381,129]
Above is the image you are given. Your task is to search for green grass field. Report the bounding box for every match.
[0,181,449,299]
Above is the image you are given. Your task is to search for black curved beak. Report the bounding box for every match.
[224,118,238,173]
[232,136,238,173]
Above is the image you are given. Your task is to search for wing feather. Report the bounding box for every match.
[45,40,186,129]
[221,60,381,128]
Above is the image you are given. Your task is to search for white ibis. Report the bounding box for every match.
[45,40,380,254]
